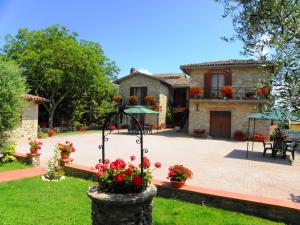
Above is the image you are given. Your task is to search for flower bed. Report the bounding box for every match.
[193,129,207,138]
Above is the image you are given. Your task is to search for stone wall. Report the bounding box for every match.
[189,99,267,137]
[188,67,270,88]
[118,74,169,127]
[11,100,39,139]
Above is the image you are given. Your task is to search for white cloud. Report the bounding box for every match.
[138,68,152,75]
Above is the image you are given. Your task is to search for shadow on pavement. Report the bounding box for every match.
[225,149,292,166]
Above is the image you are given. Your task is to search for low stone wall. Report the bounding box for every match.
[64,164,300,225]
[15,152,40,166]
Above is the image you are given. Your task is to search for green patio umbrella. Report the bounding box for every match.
[246,108,300,157]
[125,105,159,134]
[124,106,159,114]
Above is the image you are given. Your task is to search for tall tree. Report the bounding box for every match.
[217,0,300,112]
[0,59,27,147]
[2,25,119,127]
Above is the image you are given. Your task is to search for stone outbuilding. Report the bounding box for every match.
[11,94,48,139]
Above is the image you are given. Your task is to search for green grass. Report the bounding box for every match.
[0,177,283,225]
[40,130,100,138]
[0,161,32,172]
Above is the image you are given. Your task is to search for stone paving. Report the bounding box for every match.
[16,130,300,203]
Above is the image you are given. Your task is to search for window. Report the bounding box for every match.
[130,87,147,104]
[211,74,224,97]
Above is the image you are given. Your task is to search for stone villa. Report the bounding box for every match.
[114,60,272,139]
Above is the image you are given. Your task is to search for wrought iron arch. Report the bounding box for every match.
[99,101,147,189]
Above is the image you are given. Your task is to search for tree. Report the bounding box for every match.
[0,59,27,147]
[217,0,300,112]
[2,25,119,127]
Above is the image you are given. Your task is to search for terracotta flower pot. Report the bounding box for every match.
[30,148,38,154]
[170,180,185,188]
[61,151,70,159]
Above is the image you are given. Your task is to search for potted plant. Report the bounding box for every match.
[260,86,269,96]
[28,138,43,154]
[128,96,138,105]
[254,133,267,142]
[42,148,65,181]
[112,95,122,104]
[167,164,193,188]
[220,86,233,99]
[193,129,207,138]
[144,96,155,105]
[233,130,246,141]
[88,156,161,224]
[57,141,76,159]
[189,87,203,99]
[152,102,160,111]
[47,129,56,137]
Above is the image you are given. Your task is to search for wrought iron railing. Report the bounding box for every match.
[191,87,266,100]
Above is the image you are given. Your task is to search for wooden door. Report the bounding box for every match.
[209,111,231,138]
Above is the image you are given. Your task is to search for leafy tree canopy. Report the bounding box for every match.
[217,0,300,112]
[0,59,27,147]
[2,25,119,127]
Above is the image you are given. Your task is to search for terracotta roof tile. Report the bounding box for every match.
[22,94,48,103]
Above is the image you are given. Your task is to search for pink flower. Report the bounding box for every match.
[130,155,136,161]
[97,171,104,177]
[104,159,110,164]
[95,163,102,169]
[154,162,161,168]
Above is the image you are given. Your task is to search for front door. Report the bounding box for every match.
[209,111,231,138]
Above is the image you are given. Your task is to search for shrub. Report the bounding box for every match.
[0,142,16,163]
[0,60,26,148]
[254,133,267,142]
[193,129,207,138]
[167,164,193,182]
[47,129,56,137]
[220,86,233,96]
[144,96,155,104]
[189,87,203,98]
[233,130,246,141]
[95,156,161,193]
[128,96,138,105]
[112,95,122,103]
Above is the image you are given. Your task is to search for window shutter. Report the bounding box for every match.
[224,71,232,86]
[130,87,134,96]
[142,87,147,104]
[204,73,211,98]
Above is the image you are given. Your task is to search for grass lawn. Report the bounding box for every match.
[0,177,283,225]
[40,130,100,138]
[0,161,32,172]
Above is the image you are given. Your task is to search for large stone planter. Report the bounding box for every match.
[87,184,157,225]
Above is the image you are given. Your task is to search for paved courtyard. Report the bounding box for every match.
[17,130,300,203]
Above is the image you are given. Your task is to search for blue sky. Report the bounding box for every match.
[0,0,247,77]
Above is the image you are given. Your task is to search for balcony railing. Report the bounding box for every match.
[190,87,266,100]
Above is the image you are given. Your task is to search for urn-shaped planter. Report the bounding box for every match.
[87,185,157,225]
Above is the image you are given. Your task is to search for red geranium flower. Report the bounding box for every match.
[130,155,136,161]
[139,156,150,169]
[97,171,104,177]
[132,176,143,187]
[95,163,102,169]
[124,168,132,176]
[115,173,125,183]
[154,162,161,168]
[104,159,110,164]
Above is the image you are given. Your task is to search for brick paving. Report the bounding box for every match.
[0,166,46,183]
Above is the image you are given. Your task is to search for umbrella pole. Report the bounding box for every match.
[157,114,159,134]
[252,119,256,151]
[246,118,250,158]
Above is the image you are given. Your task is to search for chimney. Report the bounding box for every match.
[130,67,136,74]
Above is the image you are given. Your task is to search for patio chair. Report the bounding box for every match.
[262,141,273,157]
[284,142,297,160]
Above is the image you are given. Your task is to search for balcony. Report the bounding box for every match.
[190,87,267,101]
